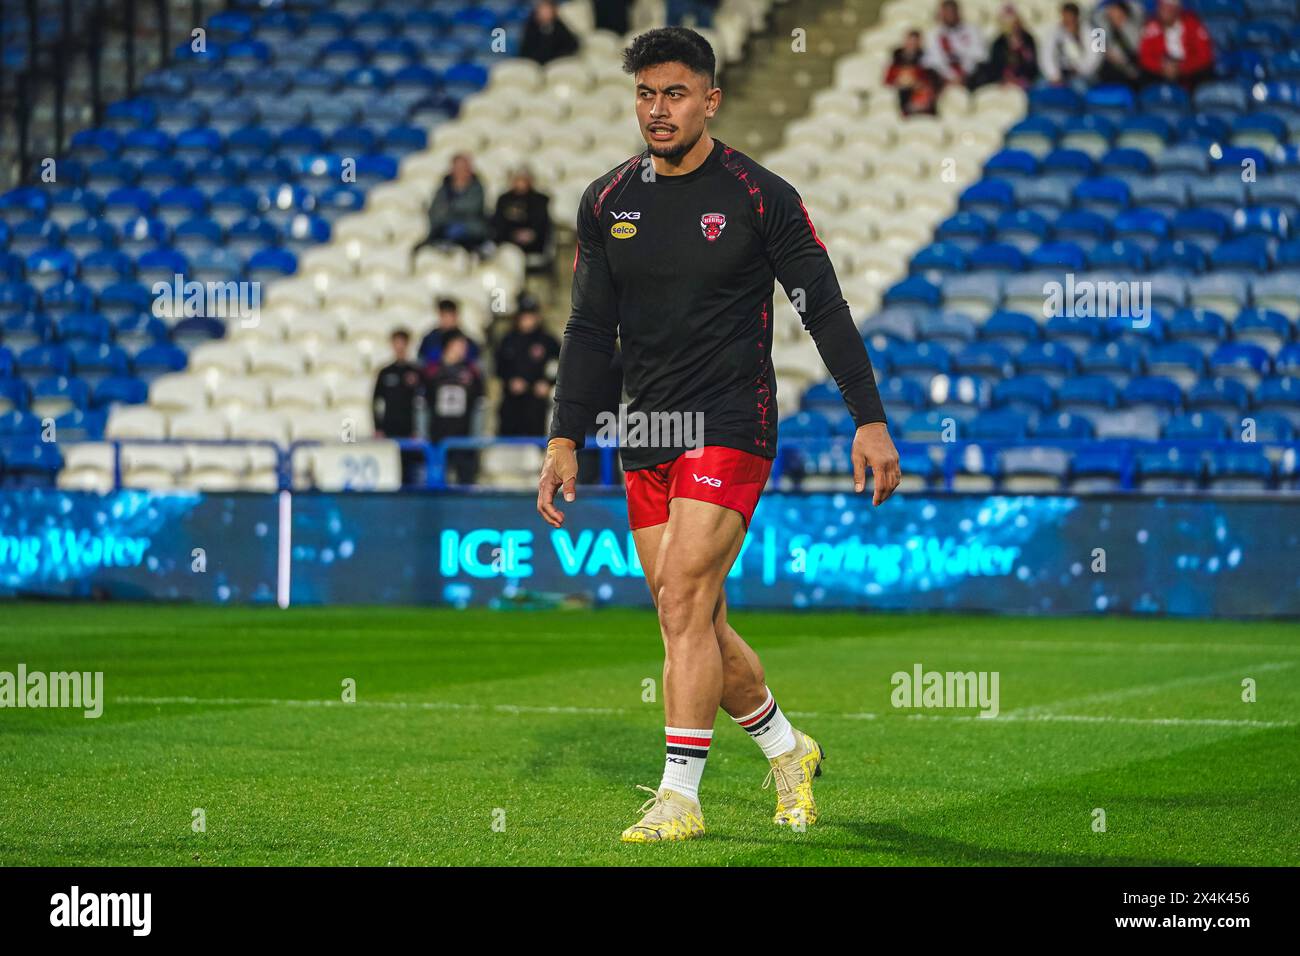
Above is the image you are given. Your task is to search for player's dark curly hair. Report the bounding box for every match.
[622,27,716,87]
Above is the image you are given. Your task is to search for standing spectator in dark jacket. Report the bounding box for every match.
[373,329,426,485]
[428,331,484,485]
[495,299,561,436]
[491,166,553,274]
[520,0,580,64]
[885,30,941,115]
[1139,0,1214,89]
[415,154,490,254]
[978,4,1040,88]
[418,298,481,372]
[1094,0,1143,87]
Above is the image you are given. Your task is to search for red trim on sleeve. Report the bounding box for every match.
[798,199,827,251]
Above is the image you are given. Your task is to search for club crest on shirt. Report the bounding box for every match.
[700,212,726,242]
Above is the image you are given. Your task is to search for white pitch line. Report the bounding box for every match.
[1003,660,1296,720]
[113,697,1294,729]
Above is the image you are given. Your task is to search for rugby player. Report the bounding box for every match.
[537,26,901,842]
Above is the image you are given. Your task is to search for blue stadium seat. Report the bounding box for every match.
[1170,208,1229,244]
[1137,447,1203,492]
[0,378,29,413]
[1147,343,1206,390]
[1015,341,1078,386]
[1188,377,1251,418]
[1150,240,1208,273]
[1034,411,1097,442]
[902,409,962,442]
[994,375,1056,414]
[967,409,1030,440]
[1254,376,1300,427]
[1058,375,1120,413]
[132,344,187,383]
[93,376,150,408]
[1081,341,1143,386]
[1234,308,1293,351]
[31,375,90,417]
[1164,411,1229,440]
[1210,342,1273,389]
[1069,447,1125,491]
[980,311,1040,348]
[779,410,831,440]
[911,243,968,276]
[1072,177,1130,215]
[0,439,62,488]
[953,343,1014,378]
[917,312,977,350]
[935,212,991,250]
[1207,448,1273,491]
[58,312,111,345]
[1122,376,1183,414]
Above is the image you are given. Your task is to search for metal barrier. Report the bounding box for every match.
[2,434,1297,493]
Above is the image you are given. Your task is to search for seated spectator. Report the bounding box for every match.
[666,0,718,29]
[1093,0,1143,87]
[1041,3,1099,86]
[971,4,1039,89]
[427,331,484,486]
[922,0,987,90]
[372,328,427,485]
[415,153,490,254]
[520,0,579,65]
[491,166,554,275]
[495,298,561,437]
[418,298,481,372]
[1138,0,1214,89]
[885,30,941,115]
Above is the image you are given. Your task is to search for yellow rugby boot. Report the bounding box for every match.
[620,785,706,843]
[763,729,824,827]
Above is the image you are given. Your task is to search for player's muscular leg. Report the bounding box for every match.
[712,592,768,717]
[652,498,749,728]
[631,523,767,719]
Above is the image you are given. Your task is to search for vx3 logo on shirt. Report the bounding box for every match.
[610,211,641,219]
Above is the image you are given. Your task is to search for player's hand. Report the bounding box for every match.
[538,438,578,528]
[852,422,901,506]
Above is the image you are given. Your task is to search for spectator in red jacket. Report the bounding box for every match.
[1138,0,1214,88]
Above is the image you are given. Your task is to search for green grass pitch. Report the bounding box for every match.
[0,603,1296,866]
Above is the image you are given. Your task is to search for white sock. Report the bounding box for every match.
[660,726,712,802]
[733,689,796,759]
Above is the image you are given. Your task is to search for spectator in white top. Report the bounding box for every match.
[922,0,988,88]
[1041,2,1101,85]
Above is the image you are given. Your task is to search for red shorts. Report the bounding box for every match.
[624,445,773,531]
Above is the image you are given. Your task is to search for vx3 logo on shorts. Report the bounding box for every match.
[692,474,722,488]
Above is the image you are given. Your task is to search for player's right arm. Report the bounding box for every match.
[538,183,620,528]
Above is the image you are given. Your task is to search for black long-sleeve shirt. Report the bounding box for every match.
[549,137,886,471]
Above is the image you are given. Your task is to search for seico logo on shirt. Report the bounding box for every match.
[610,221,637,239]
[699,212,726,242]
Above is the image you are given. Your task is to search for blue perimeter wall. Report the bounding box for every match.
[1,489,1298,617]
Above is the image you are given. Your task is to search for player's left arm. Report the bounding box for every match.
[761,177,901,505]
